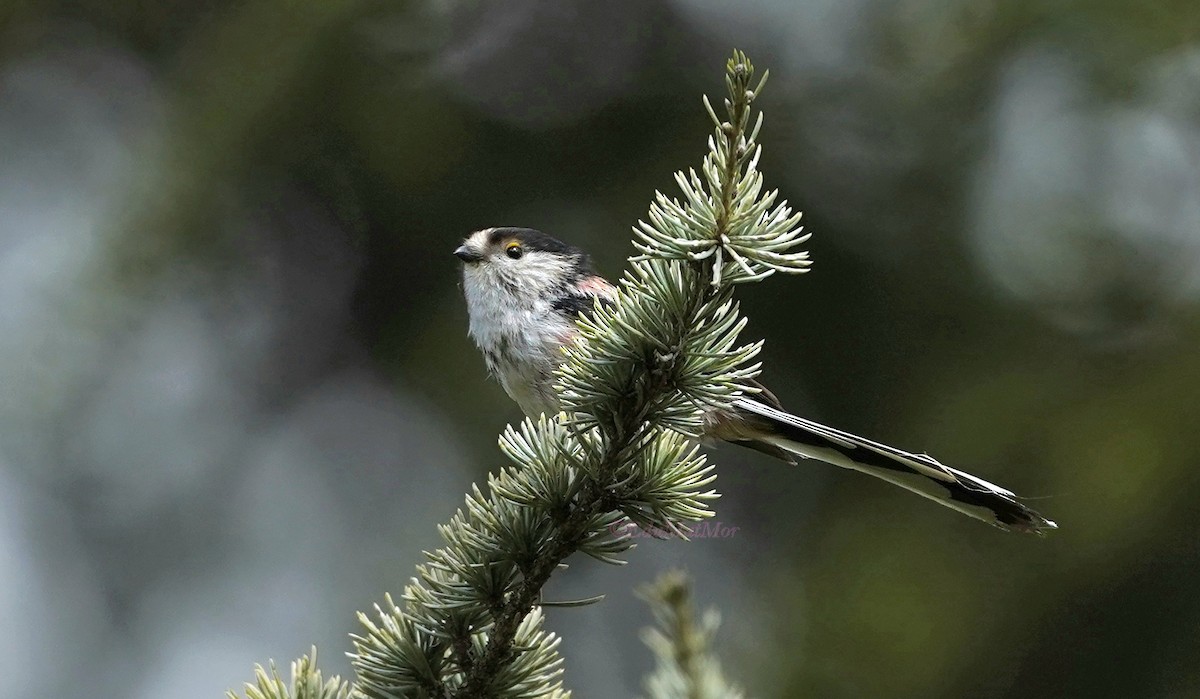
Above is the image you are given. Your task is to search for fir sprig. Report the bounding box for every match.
[639,572,746,699]
[227,649,353,699]
[633,49,811,286]
[232,49,808,699]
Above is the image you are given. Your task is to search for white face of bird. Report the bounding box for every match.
[456,228,582,312]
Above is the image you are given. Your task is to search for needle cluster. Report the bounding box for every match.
[229,50,808,699]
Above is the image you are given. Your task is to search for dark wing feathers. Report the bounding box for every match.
[552,293,608,319]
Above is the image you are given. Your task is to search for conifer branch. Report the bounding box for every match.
[227,648,353,699]
[638,572,746,699]
[231,49,809,699]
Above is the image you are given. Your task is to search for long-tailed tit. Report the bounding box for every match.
[455,227,1056,533]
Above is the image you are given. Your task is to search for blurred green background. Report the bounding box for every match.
[2,1,1199,697]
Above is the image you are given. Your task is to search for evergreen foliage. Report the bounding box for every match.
[231,49,808,699]
[227,649,353,699]
[639,572,745,699]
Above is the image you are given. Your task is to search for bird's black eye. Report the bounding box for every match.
[506,243,523,259]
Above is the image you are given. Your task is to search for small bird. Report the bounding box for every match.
[455,227,1056,533]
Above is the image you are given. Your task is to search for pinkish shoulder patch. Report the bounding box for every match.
[578,275,617,299]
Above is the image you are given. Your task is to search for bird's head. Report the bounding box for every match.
[454,227,594,307]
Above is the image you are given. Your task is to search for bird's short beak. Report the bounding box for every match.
[454,244,484,263]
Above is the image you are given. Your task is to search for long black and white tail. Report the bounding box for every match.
[732,398,1057,534]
